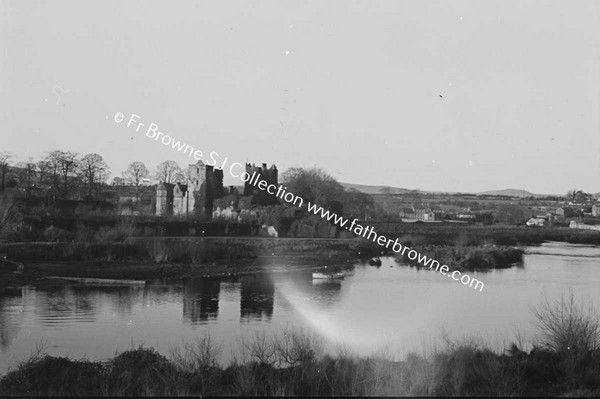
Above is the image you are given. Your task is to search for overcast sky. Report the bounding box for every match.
[1,0,599,194]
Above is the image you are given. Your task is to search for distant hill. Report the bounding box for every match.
[340,182,412,195]
[340,183,555,198]
[477,189,540,198]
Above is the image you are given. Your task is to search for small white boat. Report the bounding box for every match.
[312,272,344,280]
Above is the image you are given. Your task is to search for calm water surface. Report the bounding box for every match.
[1,241,600,374]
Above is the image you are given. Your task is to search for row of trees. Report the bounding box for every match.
[0,150,109,200]
[0,150,191,201]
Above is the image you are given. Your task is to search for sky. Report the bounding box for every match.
[1,0,599,195]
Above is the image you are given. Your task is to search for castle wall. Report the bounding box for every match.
[173,185,188,216]
[186,162,207,214]
[156,184,174,216]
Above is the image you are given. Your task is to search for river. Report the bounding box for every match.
[1,241,600,374]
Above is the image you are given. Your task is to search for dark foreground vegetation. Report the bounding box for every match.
[2,293,600,397]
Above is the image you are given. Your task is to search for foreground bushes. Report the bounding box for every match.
[3,293,600,396]
[2,338,600,396]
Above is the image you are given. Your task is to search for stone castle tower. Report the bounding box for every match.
[243,163,279,205]
[155,160,224,218]
[187,160,224,216]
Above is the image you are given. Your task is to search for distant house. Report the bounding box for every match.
[593,204,600,217]
[414,206,435,221]
[399,208,415,219]
[526,218,546,227]
[555,207,566,217]
[399,205,443,222]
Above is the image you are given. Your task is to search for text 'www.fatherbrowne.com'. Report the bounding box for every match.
[114,111,485,292]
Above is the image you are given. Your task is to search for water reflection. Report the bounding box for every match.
[0,289,23,351]
[268,272,345,315]
[311,279,342,292]
[239,275,274,321]
[142,281,182,307]
[34,286,99,323]
[183,279,220,324]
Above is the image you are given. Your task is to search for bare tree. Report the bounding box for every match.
[36,159,56,200]
[79,153,110,199]
[154,160,185,184]
[533,292,600,386]
[122,161,150,199]
[0,151,14,192]
[46,150,79,199]
[533,292,600,354]
[15,158,37,199]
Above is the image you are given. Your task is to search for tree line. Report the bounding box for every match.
[0,150,193,201]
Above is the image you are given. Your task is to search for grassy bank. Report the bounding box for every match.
[0,238,359,290]
[2,293,600,397]
[397,244,524,271]
[0,237,357,263]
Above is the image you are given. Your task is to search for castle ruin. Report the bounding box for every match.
[156,160,223,217]
[156,160,278,217]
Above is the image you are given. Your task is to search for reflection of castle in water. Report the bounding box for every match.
[183,279,220,324]
[240,275,274,321]
[0,289,23,352]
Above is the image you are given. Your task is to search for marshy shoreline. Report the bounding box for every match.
[4,224,600,291]
[2,291,600,397]
[0,238,359,293]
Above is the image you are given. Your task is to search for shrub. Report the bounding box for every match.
[533,292,600,355]
[0,355,105,396]
[93,217,136,242]
[107,347,182,396]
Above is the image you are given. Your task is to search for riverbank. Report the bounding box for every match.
[1,329,599,396]
[0,251,357,295]
[2,224,599,290]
